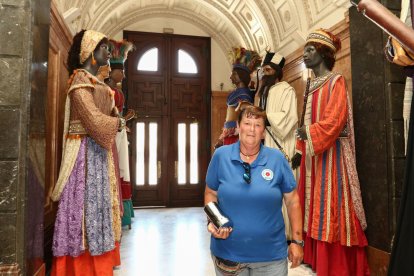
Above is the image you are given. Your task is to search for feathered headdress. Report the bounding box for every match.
[228,47,262,73]
[109,39,135,69]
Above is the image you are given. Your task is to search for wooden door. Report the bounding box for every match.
[125,31,211,207]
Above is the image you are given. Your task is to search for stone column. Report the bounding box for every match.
[0,0,50,274]
[349,0,405,273]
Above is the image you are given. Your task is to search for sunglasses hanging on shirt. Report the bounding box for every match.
[242,162,251,184]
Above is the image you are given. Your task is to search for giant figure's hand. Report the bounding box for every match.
[295,127,307,140]
[291,153,302,170]
[124,109,135,121]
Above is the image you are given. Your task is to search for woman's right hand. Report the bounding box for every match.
[207,222,232,239]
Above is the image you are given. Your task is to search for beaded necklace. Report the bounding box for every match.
[309,71,335,92]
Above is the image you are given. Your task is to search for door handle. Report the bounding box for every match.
[157,161,161,179]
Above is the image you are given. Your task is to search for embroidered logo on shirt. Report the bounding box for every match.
[261,169,273,180]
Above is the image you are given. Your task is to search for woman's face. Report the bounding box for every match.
[303,45,324,69]
[94,42,111,67]
[238,114,265,147]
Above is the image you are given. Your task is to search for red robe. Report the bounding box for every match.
[296,73,370,276]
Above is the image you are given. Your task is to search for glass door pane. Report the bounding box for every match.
[148,122,158,185]
[177,123,186,184]
[136,121,159,186]
[136,122,145,185]
[190,122,198,184]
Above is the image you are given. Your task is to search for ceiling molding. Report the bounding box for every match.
[203,0,255,49]
[104,8,236,57]
[54,0,349,57]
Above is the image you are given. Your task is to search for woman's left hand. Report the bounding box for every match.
[288,243,304,268]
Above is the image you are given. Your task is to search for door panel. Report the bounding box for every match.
[131,117,165,206]
[169,118,205,206]
[125,31,210,207]
[131,76,165,114]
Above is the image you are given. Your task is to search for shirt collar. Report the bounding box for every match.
[230,141,268,166]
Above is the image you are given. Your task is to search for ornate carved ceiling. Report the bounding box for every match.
[55,0,350,56]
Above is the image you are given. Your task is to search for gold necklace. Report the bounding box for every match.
[240,149,260,160]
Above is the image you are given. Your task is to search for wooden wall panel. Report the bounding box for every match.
[44,0,72,269]
[210,92,228,153]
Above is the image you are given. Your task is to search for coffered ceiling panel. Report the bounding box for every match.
[55,0,351,56]
[237,3,260,30]
[278,2,295,34]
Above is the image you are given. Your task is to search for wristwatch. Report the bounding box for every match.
[290,239,305,247]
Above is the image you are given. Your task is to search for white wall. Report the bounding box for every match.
[115,17,234,93]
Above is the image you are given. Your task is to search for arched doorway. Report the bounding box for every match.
[125,31,211,207]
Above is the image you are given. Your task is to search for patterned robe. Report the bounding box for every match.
[296,73,369,275]
[51,69,121,259]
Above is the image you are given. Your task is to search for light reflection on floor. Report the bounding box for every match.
[114,207,315,276]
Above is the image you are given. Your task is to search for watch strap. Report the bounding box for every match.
[291,239,304,247]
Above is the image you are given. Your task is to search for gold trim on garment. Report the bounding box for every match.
[341,155,351,246]
[309,72,336,93]
[325,147,334,241]
[68,83,95,94]
[51,138,82,201]
[305,126,314,157]
[69,120,87,135]
[107,150,122,242]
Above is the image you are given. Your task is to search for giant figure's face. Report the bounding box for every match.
[94,42,111,67]
[303,45,324,69]
[230,70,241,86]
[111,68,125,84]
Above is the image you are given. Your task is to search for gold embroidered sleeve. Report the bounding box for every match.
[70,88,119,150]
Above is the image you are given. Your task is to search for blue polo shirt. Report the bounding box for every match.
[206,141,296,263]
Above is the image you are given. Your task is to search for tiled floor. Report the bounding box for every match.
[114,207,315,276]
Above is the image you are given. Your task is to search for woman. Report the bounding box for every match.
[214,47,261,148]
[50,29,124,276]
[295,29,370,275]
[205,105,303,275]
